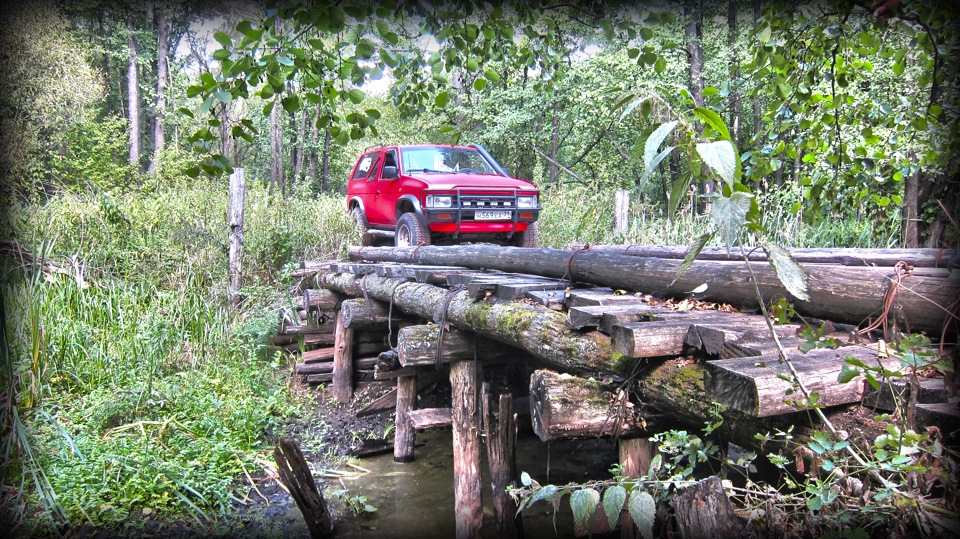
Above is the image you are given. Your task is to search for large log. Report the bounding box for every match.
[318,272,626,378]
[348,245,958,335]
[396,324,520,367]
[340,298,408,329]
[295,357,378,375]
[529,370,648,442]
[451,360,483,539]
[568,244,956,268]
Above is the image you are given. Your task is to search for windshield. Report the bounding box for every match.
[401,147,496,175]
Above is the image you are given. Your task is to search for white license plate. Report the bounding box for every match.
[475,210,511,220]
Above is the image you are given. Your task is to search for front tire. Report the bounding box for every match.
[395,212,431,247]
[513,222,538,247]
[352,206,375,246]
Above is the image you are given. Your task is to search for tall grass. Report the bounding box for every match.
[2,176,355,534]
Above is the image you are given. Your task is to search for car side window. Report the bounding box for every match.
[351,154,376,180]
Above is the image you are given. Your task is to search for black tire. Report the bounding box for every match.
[395,212,431,247]
[352,206,375,246]
[513,222,538,247]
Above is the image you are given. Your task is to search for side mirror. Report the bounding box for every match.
[381,166,398,180]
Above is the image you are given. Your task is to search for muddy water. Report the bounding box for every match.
[327,430,621,538]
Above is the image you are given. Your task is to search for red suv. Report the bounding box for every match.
[347,144,540,247]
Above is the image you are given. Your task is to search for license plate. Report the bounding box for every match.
[475,211,511,220]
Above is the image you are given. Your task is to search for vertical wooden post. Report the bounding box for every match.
[274,437,335,538]
[227,168,245,308]
[331,311,354,404]
[394,374,418,462]
[614,189,629,235]
[483,383,524,539]
[619,437,656,539]
[450,360,482,539]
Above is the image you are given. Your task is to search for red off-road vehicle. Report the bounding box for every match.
[346,144,540,247]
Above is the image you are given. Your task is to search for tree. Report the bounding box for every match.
[147,3,170,173]
[127,9,141,168]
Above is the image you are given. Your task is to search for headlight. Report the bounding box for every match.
[517,195,538,209]
[425,195,453,208]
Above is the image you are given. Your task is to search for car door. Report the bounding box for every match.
[370,149,402,226]
[349,151,385,225]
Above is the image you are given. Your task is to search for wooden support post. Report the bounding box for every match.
[483,383,524,539]
[274,437,335,538]
[614,189,629,234]
[332,311,354,404]
[670,476,740,538]
[227,168,245,308]
[618,438,656,539]
[450,360,483,539]
[394,374,418,463]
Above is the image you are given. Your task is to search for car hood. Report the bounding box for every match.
[406,173,536,191]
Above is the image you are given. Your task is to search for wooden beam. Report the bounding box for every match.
[331,312,354,404]
[483,384,523,539]
[408,407,453,429]
[450,360,483,539]
[394,375,417,463]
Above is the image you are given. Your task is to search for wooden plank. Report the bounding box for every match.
[408,407,453,429]
[302,347,336,363]
[685,323,802,357]
[296,357,378,376]
[412,267,473,285]
[530,370,647,442]
[703,346,886,417]
[566,303,674,330]
[394,375,417,462]
[566,288,648,308]
[524,289,566,310]
[610,320,701,358]
[305,373,333,384]
[356,370,445,416]
[494,280,569,300]
[862,377,952,411]
[332,312,354,404]
[915,403,960,442]
[374,364,430,380]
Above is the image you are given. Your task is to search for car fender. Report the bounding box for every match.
[395,194,424,220]
[349,197,366,213]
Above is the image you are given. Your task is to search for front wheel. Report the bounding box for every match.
[513,222,538,247]
[395,213,431,247]
[352,206,375,246]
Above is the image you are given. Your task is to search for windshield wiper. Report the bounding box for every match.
[406,168,453,174]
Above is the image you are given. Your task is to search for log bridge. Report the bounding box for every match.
[279,244,958,539]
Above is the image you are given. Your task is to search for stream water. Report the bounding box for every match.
[304,430,622,538]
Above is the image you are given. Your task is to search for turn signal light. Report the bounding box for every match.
[520,213,533,219]
[437,213,453,220]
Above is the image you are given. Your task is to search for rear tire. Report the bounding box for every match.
[352,206,374,247]
[513,222,538,247]
[395,213,431,247]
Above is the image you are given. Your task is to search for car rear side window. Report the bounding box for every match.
[351,154,377,180]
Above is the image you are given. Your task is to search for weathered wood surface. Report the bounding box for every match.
[671,476,741,539]
[408,407,453,429]
[703,345,886,417]
[450,360,483,539]
[394,375,417,462]
[529,370,648,442]
[618,438,656,539]
[302,347,336,363]
[318,272,624,378]
[305,373,333,384]
[302,288,340,311]
[483,384,524,539]
[356,370,446,417]
[566,303,675,330]
[569,244,956,268]
[295,357,377,376]
[396,324,520,367]
[348,245,958,334]
[340,298,407,329]
[274,437,335,538]
[331,312,354,404]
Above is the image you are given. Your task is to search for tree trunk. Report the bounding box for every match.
[321,127,331,192]
[450,359,483,539]
[671,476,740,539]
[728,0,740,145]
[753,0,763,140]
[126,12,140,169]
[227,169,245,307]
[348,246,957,335]
[339,298,407,330]
[147,7,168,174]
[550,99,559,183]
[309,105,320,186]
[685,0,712,213]
[270,101,284,196]
[903,165,921,248]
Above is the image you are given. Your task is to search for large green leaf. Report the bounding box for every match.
[710,192,753,252]
[602,485,627,529]
[693,107,731,141]
[764,244,810,301]
[213,31,231,48]
[644,120,678,175]
[696,140,737,187]
[570,488,600,529]
[628,491,656,539]
[671,232,713,285]
[638,146,674,191]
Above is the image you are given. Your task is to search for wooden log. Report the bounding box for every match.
[303,288,340,311]
[317,272,625,378]
[529,370,648,442]
[483,384,524,539]
[331,312,354,404]
[670,476,740,539]
[347,245,958,335]
[306,373,333,384]
[274,437,335,538]
[394,375,418,462]
[450,360,483,539]
[374,364,427,380]
[566,303,675,331]
[408,407,453,429]
[302,347,336,363]
[703,345,889,417]
[396,325,514,367]
[568,244,956,268]
[295,357,378,376]
[618,438,656,539]
[340,297,406,329]
[610,320,699,358]
[281,324,335,336]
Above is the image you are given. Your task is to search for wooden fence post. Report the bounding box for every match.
[228,168,245,308]
[614,189,629,235]
[451,359,483,539]
[332,311,354,403]
[394,374,417,462]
